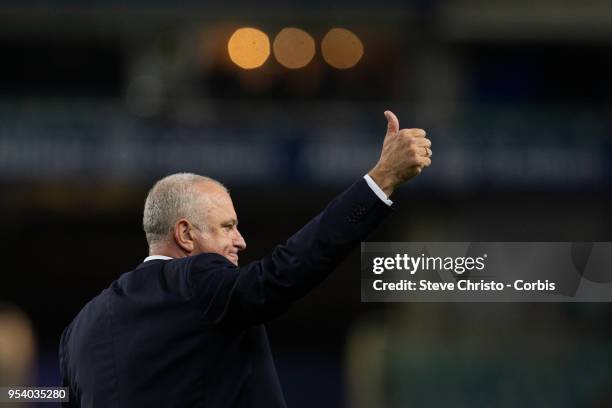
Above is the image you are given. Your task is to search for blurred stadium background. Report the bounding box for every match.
[1,0,612,406]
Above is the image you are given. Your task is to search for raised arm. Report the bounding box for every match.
[188,111,432,327]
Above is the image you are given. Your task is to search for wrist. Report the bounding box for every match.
[367,166,397,197]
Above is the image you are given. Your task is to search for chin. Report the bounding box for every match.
[226,255,239,266]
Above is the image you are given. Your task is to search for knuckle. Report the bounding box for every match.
[412,128,426,137]
[401,128,426,138]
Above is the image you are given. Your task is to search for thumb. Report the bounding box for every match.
[384,110,399,136]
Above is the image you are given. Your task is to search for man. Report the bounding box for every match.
[59,111,432,407]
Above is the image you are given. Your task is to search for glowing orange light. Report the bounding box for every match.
[227,27,270,69]
[272,28,316,69]
[321,28,364,69]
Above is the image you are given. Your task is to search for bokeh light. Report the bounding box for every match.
[273,27,316,69]
[227,27,270,69]
[321,28,364,69]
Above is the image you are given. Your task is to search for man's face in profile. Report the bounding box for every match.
[192,183,247,266]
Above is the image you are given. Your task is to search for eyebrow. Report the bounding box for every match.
[222,219,238,227]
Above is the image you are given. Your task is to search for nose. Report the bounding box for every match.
[234,228,247,251]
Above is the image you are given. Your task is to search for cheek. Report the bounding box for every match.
[223,236,235,251]
[194,233,216,253]
[199,232,230,253]
[193,237,210,253]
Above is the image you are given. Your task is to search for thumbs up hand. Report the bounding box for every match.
[367,110,432,197]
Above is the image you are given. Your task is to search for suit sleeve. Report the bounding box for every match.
[187,178,392,327]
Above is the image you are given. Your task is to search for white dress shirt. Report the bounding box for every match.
[363,174,393,206]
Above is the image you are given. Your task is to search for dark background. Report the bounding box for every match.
[1,1,612,407]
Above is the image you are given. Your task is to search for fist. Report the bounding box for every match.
[368,110,432,196]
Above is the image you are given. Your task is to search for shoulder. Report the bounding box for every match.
[144,253,235,272]
[134,254,241,301]
[185,253,240,289]
[153,253,237,280]
[191,253,236,269]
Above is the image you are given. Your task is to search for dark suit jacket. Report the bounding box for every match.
[59,178,392,407]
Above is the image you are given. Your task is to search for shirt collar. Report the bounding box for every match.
[143,255,173,262]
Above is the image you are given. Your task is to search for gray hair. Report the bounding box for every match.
[143,173,227,247]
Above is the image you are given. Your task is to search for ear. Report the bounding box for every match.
[173,219,196,254]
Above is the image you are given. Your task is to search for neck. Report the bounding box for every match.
[149,243,189,259]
